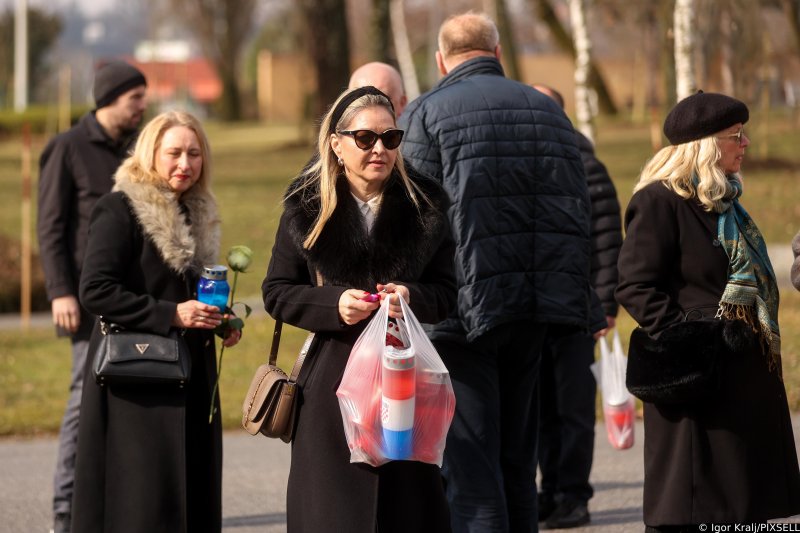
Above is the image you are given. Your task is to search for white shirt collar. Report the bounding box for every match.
[352,193,381,233]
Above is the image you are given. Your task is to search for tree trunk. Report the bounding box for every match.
[371,0,392,63]
[659,0,677,110]
[569,0,594,142]
[496,0,521,81]
[782,0,800,52]
[164,0,256,121]
[531,0,618,115]
[673,0,696,101]
[389,0,420,100]
[719,6,734,95]
[299,0,351,119]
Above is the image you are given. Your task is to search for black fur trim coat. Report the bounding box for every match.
[616,182,800,524]
[262,168,456,533]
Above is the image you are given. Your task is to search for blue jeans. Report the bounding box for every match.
[437,321,548,533]
[537,325,596,504]
[53,338,89,516]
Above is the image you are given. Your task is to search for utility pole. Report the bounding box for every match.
[14,0,28,112]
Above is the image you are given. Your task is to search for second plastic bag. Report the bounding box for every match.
[336,296,456,467]
[592,330,635,450]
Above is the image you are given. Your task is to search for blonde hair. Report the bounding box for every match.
[634,136,740,212]
[293,89,427,249]
[115,110,212,196]
[438,11,499,59]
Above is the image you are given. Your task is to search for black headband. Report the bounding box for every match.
[328,86,394,133]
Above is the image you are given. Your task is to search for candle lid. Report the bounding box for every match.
[202,265,228,280]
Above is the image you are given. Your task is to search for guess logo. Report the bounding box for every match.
[135,344,150,354]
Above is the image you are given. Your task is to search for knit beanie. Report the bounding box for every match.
[93,61,147,109]
[663,91,749,145]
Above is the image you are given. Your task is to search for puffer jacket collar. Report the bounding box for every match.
[438,56,505,89]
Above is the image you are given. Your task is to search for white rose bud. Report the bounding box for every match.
[227,245,253,273]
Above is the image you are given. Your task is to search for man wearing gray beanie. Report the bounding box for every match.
[37,59,147,533]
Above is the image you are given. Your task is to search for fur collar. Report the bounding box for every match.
[113,171,220,275]
[284,169,449,290]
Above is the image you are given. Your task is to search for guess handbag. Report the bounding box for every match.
[93,319,191,387]
[242,321,316,442]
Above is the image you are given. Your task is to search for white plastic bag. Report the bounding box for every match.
[336,296,456,467]
[592,330,635,450]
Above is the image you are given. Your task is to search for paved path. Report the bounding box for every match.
[2,416,799,533]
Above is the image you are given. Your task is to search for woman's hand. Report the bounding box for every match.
[173,300,223,329]
[377,283,410,319]
[338,289,381,325]
[221,325,242,347]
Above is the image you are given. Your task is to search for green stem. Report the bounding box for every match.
[208,270,239,424]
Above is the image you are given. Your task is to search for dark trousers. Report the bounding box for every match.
[437,321,548,533]
[537,325,596,505]
[53,338,89,516]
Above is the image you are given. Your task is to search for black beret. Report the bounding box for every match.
[93,61,147,109]
[663,91,749,145]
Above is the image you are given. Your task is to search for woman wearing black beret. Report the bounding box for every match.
[616,91,800,529]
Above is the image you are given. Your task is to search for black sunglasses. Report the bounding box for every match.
[337,129,404,150]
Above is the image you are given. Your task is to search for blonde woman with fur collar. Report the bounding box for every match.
[72,111,240,533]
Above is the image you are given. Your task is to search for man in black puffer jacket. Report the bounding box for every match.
[398,13,592,533]
[532,84,623,529]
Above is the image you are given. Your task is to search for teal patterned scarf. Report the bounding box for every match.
[715,178,781,372]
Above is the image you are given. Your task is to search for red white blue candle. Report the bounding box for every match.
[381,346,415,460]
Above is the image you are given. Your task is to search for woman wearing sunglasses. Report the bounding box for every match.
[262,86,456,533]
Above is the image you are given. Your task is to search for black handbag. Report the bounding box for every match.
[625,317,756,405]
[93,320,192,387]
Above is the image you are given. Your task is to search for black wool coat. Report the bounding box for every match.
[262,171,456,533]
[37,112,137,339]
[72,175,222,533]
[616,182,800,525]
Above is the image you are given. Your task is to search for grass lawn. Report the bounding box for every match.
[1,110,800,435]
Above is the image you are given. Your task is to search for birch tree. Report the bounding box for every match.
[674,0,696,101]
[389,0,420,100]
[569,0,594,142]
[530,0,618,115]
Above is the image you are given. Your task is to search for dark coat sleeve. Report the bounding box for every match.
[394,216,456,325]
[578,133,622,318]
[79,194,177,335]
[37,136,76,299]
[792,230,800,291]
[615,185,684,334]
[262,210,351,333]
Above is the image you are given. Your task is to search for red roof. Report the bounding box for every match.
[125,58,222,104]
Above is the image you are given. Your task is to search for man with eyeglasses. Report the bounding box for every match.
[399,12,592,533]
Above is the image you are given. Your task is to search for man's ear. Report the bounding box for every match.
[436,51,448,76]
[494,44,502,61]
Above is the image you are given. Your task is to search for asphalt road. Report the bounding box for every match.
[0,244,797,531]
[2,416,798,533]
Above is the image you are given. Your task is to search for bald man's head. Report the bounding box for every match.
[531,84,565,109]
[348,62,408,116]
